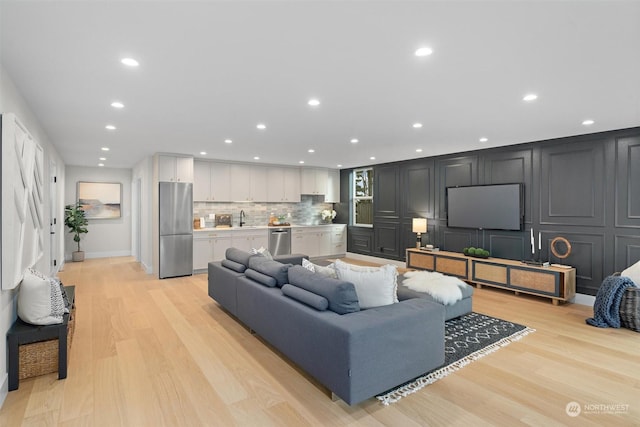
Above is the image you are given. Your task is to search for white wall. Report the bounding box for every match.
[64,166,132,260]
[132,157,153,273]
[0,65,65,407]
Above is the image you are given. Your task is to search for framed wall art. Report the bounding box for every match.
[77,181,122,219]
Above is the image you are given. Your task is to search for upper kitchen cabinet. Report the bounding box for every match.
[194,160,231,201]
[230,163,268,202]
[300,168,329,195]
[325,169,340,203]
[267,167,301,202]
[157,154,194,182]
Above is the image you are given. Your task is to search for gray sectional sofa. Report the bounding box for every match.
[208,248,445,405]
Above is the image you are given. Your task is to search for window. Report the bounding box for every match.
[353,168,373,226]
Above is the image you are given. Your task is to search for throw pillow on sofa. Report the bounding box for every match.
[302,258,338,279]
[17,268,65,325]
[622,260,640,285]
[288,265,360,314]
[333,259,398,309]
[248,256,291,286]
[250,246,274,260]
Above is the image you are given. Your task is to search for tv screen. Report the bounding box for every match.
[446,183,524,231]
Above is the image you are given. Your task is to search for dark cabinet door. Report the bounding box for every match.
[348,226,374,255]
[374,221,401,259]
[374,164,400,219]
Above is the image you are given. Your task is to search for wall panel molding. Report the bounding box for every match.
[615,136,640,228]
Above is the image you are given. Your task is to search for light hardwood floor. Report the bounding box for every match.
[1,256,638,426]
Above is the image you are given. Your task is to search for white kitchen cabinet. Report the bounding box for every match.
[193,238,213,271]
[300,168,328,195]
[194,160,231,201]
[158,154,193,182]
[232,229,268,252]
[330,224,346,255]
[325,169,340,203]
[267,167,301,202]
[193,233,232,271]
[291,226,335,258]
[230,164,267,202]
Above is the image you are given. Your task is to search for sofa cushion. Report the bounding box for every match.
[225,247,252,267]
[334,259,398,309]
[248,257,291,286]
[282,284,329,311]
[245,268,277,287]
[221,259,247,273]
[302,258,338,279]
[288,265,360,314]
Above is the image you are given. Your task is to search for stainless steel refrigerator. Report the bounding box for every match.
[159,182,193,279]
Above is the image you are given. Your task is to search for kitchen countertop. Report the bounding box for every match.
[193,224,344,232]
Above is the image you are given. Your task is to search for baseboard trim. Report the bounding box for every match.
[0,373,8,410]
[65,250,132,261]
[571,293,596,307]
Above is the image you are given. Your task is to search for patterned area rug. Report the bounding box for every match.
[377,312,535,405]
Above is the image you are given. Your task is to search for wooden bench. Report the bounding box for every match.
[7,286,75,391]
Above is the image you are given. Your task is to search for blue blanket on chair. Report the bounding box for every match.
[586,275,637,328]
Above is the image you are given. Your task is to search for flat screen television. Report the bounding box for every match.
[446,183,524,231]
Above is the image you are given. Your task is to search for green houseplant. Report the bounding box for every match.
[65,203,89,262]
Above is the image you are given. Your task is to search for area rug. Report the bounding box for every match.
[377,312,535,405]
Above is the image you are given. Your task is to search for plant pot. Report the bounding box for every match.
[72,251,85,262]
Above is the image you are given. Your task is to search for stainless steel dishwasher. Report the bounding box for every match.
[269,227,291,256]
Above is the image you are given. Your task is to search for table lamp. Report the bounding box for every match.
[412,218,427,248]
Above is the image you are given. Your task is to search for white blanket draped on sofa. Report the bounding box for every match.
[402,271,468,305]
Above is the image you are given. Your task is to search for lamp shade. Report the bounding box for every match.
[412,218,427,234]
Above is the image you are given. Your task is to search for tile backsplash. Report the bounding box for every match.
[193,195,337,228]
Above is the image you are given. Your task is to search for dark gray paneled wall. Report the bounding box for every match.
[342,127,640,296]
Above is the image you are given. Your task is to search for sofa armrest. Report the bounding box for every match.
[273,253,308,266]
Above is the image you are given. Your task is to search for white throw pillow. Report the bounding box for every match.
[334,259,398,309]
[250,246,273,260]
[621,260,640,286]
[17,269,64,325]
[302,258,338,279]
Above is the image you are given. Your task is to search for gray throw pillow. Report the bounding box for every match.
[282,284,329,311]
[288,265,360,315]
[248,257,291,286]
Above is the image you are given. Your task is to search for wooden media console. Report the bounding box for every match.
[406,249,576,305]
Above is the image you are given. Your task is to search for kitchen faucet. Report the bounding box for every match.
[239,209,246,227]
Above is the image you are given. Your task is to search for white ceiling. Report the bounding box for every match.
[2,1,640,170]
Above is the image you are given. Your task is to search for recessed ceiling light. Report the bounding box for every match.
[121,58,139,67]
[98,163,104,167]
[200,151,207,155]
[414,47,433,57]
[99,157,106,161]
[308,98,320,107]
[224,139,233,144]
[105,124,116,130]
[416,148,423,153]
[111,101,124,109]
[256,123,266,130]
[337,164,343,168]
[350,138,359,144]
[299,160,305,164]
[253,156,260,160]
[479,137,488,142]
[101,147,110,151]
[413,123,423,128]
[582,119,595,126]
[370,156,376,160]
[308,149,315,153]
[523,93,538,102]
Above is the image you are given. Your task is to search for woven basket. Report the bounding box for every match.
[620,287,640,332]
[18,306,75,380]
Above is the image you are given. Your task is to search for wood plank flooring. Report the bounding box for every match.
[1,256,638,426]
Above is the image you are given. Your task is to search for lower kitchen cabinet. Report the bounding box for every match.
[292,225,346,258]
[193,235,232,271]
[231,230,268,253]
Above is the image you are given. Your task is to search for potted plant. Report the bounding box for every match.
[65,203,89,262]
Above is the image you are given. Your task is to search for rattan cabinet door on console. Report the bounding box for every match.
[406,249,576,305]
